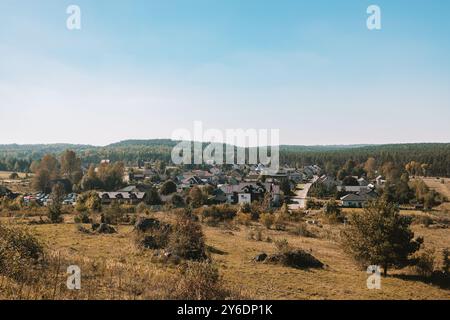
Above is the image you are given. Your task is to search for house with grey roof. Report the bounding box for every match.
[97,191,146,204]
[340,190,377,208]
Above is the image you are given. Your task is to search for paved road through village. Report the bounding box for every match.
[288,176,318,210]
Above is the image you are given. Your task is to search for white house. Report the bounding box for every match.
[238,193,252,204]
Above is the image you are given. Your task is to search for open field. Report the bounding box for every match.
[0,171,28,179]
[0,171,32,194]
[1,209,448,300]
[423,178,450,198]
[423,177,450,211]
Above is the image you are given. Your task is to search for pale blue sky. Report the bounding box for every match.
[0,0,449,146]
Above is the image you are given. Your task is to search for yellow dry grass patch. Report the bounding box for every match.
[1,213,449,300]
[423,178,450,199]
[0,171,28,179]
[204,224,449,300]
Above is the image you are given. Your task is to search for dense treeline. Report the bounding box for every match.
[0,141,449,177]
[280,143,450,177]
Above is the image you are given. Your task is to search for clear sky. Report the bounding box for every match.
[0,0,449,146]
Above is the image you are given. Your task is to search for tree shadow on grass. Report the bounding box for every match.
[207,245,228,255]
[392,273,450,290]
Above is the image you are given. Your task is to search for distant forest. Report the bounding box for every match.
[0,140,449,177]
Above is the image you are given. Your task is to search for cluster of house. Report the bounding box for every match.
[316,174,386,208]
[105,163,322,207]
[2,161,324,209]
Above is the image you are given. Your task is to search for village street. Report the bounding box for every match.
[288,175,319,210]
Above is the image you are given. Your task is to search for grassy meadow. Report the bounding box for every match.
[0,206,448,300]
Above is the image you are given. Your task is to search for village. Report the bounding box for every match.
[1,146,449,301]
[0,160,388,212]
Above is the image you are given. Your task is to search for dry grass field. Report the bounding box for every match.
[0,171,28,179]
[0,171,33,194]
[423,178,450,198]
[423,178,450,211]
[1,208,448,300]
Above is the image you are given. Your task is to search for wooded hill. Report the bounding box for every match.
[0,141,449,177]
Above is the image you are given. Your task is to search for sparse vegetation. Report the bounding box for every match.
[47,183,65,223]
[259,212,275,229]
[342,200,423,276]
[1,144,450,300]
[0,223,44,281]
[167,215,208,261]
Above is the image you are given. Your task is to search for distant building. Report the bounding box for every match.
[97,192,146,205]
[219,182,280,205]
[181,176,204,186]
[337,185,370,193]
[317,175,337,188]
[376,175,386,186]
[238,193,252,205]
[340,190,377,208]
[358,177,369,186]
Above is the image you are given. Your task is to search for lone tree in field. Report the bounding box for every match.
[342,200,423,276]
[48,183,65,223]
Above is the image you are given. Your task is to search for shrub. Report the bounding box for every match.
[274,211,288,230]
[9,172,19,179]
[173,261,230,300]
[47,183,65,223]
[171,194,185,208]
[78,191,102,212]
[413,249,436,277]
[134,218,172,250]
[6,198,22,211]
[289,209,305,222]
[74,202,87,212]
[160,180,177,195]
[267,239,324,269]
[306,199,323,210]
[259,213,275,229]
[120,204,136,214]
[167,216,207,261]
[240,202,251,214]
[197,204,237,226]
[291,222,314,238]
[274,239,292,254]
[235,212,252,226]
[413,215,434,227]
[102,202,123,225]
[323,200,344,224]
[0,223,44,281]
[250,201,265,220]
[94,223,117,234]
[74,211,91,224]
[76,224,92,234]
[188,186,205,208]
[145,187,162,205]
[136,202,149,214]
